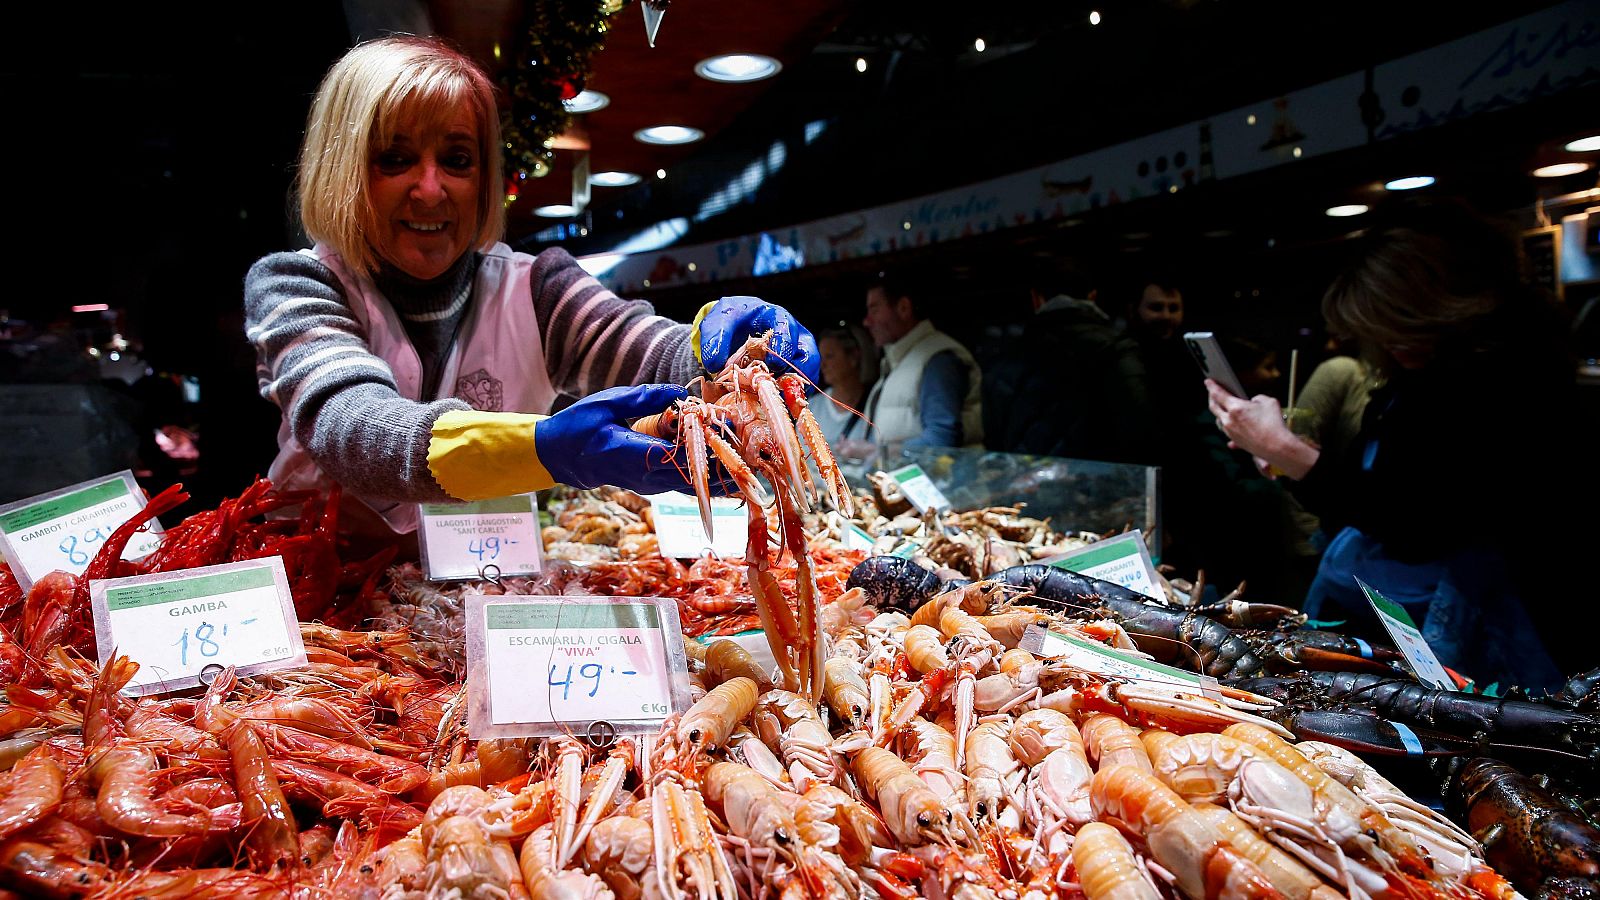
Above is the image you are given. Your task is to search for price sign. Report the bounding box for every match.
[418,494,543,581]
[466,595,691,739]
[832,513,876,553]
[89,557,306,697]
[0,471,165,591]
[889,464,951,513]
[1359,579,1455,691]
[1023,625,1220,698]
[1038,531,1163,602]
[648,491,747,559]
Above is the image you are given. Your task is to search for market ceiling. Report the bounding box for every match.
[408,0,1583,259]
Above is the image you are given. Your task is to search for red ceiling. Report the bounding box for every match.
[431,0,853,232]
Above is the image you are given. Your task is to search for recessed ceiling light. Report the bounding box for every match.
[563,90,610,114]
[973,38,986,52]
[534,204,578,218]
[656,168,667,180]
[694,53,781,83]
[1325,204,1369,217]
[634,125,704,145]
[1532,162,1591,178]
[855,57,867,73]
[1564,135,1600,152]
[1089,10,1102,25]
[1384,175,1436,191]
[590,171,642,187]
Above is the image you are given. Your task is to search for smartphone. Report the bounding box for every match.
[1183,332,1249,398]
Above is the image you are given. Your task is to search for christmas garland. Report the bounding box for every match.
[501,0,626,189]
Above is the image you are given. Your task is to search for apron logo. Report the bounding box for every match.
[455,368,504,411]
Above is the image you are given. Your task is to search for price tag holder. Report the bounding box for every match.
[1359,579,1455,691]
[648,491,747,559]
[466,594,691,739]
[831,512,876,553]
[1022,624,1221,698]
[1037,531,1163,602]
[0,471,166,592]
[418,494,544,581]
[888,464,951,514]
[89,557,306,697]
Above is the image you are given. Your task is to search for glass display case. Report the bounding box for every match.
[847,444,1162,559]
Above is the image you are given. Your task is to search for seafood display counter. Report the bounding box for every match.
[0,466,1594,897]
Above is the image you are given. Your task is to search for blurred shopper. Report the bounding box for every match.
[1291,337,1382,542]
[812,323,878,461]
[983,258,1162,463]
[861,271,983,450]
[1209,197,1584,690]
[1126,277,1197,428]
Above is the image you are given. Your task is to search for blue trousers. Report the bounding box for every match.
[1304,527,1562,693]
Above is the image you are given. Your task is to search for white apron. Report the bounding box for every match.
[268,242,557,535]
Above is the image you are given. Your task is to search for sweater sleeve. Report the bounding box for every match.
[908,350,969,448]
[529,247,699,394]
[243,251,467,503]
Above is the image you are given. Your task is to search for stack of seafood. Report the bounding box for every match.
[0,334,1593,898]
[541,488,661,562]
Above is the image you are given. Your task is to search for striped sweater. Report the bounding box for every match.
[243,246,697,503]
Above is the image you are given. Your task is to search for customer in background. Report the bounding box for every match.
[1126,277,1198,429]
[812,323,878,458]
[1209,197,1584,690]
[983,257,1162,464]
[1291,336,1382,542]
[243,35,817,544]
[861,271,984,450]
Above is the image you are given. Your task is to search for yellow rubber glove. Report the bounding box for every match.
[427,410,554,501]
[689,300,717,368]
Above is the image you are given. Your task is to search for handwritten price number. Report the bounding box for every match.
[58,525,118,567]
[171,617,261,667]
[468,537,518,561]
[547,664,639,701]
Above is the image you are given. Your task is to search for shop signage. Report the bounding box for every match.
[418,494,544,581]
[833,512,876,552]
[466,595,690,739]
[0,471,165,591]
[89,557,306,696]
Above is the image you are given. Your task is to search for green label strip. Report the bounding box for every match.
[487,602,660,631]
[1047,539,1138,572]
[892,465,925,484]
[655,502,742,518]
[1361,583,1418,629]
[106,566,276,611]
[1050,630,1201,685]
[420,496,534,517]
[0,479,129,532]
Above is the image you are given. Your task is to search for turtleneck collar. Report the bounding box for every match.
[372,252,480,320]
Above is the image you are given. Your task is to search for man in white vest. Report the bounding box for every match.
[860,272,984,452]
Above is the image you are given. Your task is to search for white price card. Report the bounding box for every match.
[418,494,544,581]
[1359,579,1455,691]
[1022,625,1220,698]
[89,557,307,697]
[1038,531,1163,602]
[832,512,876,553]
[889,464,951,513]
[648,491,747,559]
[0,471,165,591]
[466,594,691,739]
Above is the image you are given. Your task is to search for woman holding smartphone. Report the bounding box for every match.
[1207,198,1585,691]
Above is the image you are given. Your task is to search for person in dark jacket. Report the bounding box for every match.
[983,258,1162,464]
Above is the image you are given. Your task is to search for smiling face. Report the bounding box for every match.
[1137,284,1185,340]
[367,116,483,280]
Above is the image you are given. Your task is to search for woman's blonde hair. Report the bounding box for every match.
[296,35,505,278]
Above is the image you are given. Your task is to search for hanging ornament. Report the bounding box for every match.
[641,0,668,47]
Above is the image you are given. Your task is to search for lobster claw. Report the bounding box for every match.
[1269,706,1466,757]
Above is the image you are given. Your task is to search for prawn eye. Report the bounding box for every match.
[944,810,953,823]
[917,812,933,828]
[775,829,792,845]
[976,802,988,817]
[689,728,704,745]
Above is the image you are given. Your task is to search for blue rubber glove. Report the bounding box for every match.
[533,384,733,495]
[696,296,821,386]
